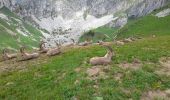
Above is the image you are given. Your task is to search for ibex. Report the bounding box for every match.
[78,40,93,46]
[19,47,39,61]
[123,38,133,43]
[97,40,112,46]
[2,49,17,61]
[90,46,115,65]
[46,42,61,56]
[116,40,125,45]
[39,41,48,53]
[65,39,76,47]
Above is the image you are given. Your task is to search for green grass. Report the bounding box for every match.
[0,7,19,19]
[0,34,170,100]
[0,7,43,50]
[79,27,117,42]
[116,14,170,39]
[0,5,170,100]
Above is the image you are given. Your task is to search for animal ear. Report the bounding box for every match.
[2,49,6,54]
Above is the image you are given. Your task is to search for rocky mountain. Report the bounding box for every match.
[0,0,169,46]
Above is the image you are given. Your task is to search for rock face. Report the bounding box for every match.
[0,0,169,45]
[128,0,168,18]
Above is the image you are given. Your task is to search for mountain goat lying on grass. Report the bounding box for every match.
[90,46,115,65]
[46,43,61,56]
[39,41,48,53]
[78,40,93,46]
[2,49,17,61]
[19,47,39,61]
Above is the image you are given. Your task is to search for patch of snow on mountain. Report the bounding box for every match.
[32,10,117,45]
[0,13,8,20]
[156,8,170,17]
[16,28,28,36]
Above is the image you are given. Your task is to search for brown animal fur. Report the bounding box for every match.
[19,47,39,61]
[46,43,61,56]
[90,46,114,65]
[2,49,17,61]
[78,40,93,46]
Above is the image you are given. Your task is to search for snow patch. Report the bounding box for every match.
[0,13,8,20]
[32,12,117,46]
[155,8,170,17]
[16,28,28,36]
[40,30,50,37]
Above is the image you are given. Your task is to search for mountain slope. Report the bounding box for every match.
[1,0,169,45]
[0,7,45,51]
[80,4,170,42]
[0,7,170,100]
[117,4,170,38]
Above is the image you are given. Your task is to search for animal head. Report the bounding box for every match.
[20,46,26,54]
[39,41,46,48]
[2,48,8,54]
[71,38,75,43]
[105,46,113,53]
[97,40,104,45]
[54,41,61,49]
[103,46,114,58]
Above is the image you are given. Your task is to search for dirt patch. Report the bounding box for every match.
[156,57,170,76]
[0,54,48,74]
[74,67,82,73]
[113,72,124,81]
[86,66,110,81]
[141,90,170,100]
[118,59,142,70]
[87,66,101,77]
[159,57,170,68]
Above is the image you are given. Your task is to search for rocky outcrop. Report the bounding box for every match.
[127,0,168,18]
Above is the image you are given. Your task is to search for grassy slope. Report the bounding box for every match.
[0,6,170,100]
[0,35,170,100]
[116,13,170,38]
[79,27,117,42]
[0,7,43,50]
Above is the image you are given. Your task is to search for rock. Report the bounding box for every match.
[128,0,167,18]
[114,73,123,81]
[107,17,128,28]
[0,0,168,46]
[6,82,14,86]
[119,61,142,70]
[141,90,169,100]
[165,89,170,95]
[74,80,80,85]
[87,66,101,77]
[74,67,81,73]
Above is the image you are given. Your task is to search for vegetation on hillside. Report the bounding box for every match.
[0,5,170,100]
[0,7,43,51]
[79,27,117,42]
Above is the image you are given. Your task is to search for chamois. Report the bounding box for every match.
[39,41,48,53]
[19,47,39,61]
[90,46,114,65]
[46,42,61,56]
[2,49,17,61]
